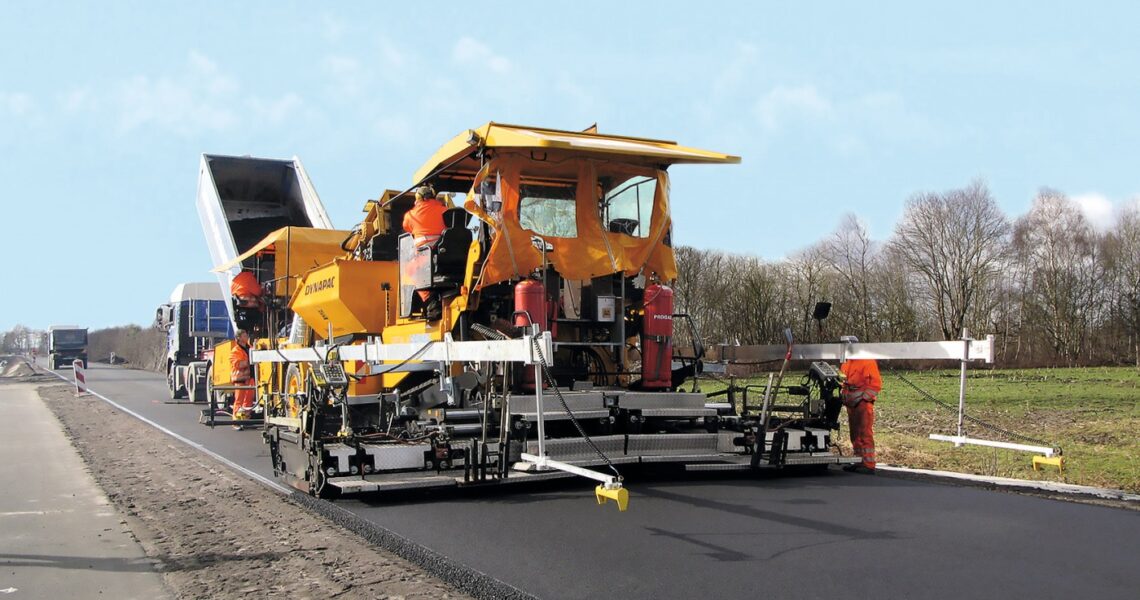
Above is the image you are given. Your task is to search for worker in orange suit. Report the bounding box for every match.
[402,184,448,319]
[839,336,881,474]
[230,329,255,429]
[230,270,266,335]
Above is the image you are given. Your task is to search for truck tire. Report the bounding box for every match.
[189,369,207,403]
[206,364,216,405]
[168,363,187,399]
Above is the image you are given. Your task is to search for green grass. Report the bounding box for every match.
[694,366,1140,492]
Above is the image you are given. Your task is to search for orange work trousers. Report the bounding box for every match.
[847,400,876,469]
[232,382,254,419]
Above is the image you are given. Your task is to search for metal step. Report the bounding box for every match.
[526,433,722,461]
[611,391,707,410]
[328,475,457,493]
[639,407,717,418]
[514,409,611,422]
[509,392,605,414]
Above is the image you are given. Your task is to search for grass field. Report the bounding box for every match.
[695,366,1140,492]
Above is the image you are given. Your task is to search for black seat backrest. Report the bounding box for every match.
[442,207,467,229]
[433,208,472,278]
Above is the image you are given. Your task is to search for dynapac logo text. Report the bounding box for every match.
[305,277,335,295]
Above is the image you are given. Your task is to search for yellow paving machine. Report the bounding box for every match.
[209,124,885,506]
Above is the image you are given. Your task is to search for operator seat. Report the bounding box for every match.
[430,207,472,288]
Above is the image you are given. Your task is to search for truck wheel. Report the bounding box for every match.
[205,365,215,405]
[189,370,207,403]
[285,364,305,418]
[168,364,187,399]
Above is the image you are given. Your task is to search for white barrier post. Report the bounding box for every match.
[72,359,88,396]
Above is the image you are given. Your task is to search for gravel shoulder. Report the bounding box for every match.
[37,382,470,600]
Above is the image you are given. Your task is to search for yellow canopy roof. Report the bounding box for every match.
[412,122,740,184]
[212,226,350,274]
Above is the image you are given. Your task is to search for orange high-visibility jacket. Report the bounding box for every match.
[402,199,447,247]
[230,343,252,384]
[840,359,882,395]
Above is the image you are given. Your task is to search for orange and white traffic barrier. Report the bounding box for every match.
[72,359,88,396]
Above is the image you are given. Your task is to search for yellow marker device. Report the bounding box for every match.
[596,485,629,512]
[1032,455,1064,473]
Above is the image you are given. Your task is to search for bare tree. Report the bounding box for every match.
[824,214,876,339]
[785,243,835,342]
[872,247,925,341]
[1012,190,1105,364]
[1103,204,1140,366]
[889,180,1010,340]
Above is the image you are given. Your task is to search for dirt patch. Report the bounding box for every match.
[38,383,471,600]
[0,355,54,383]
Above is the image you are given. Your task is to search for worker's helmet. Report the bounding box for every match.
[415,184,436,202]
[231,271,262,298]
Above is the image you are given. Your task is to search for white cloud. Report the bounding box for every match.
[113,51,246,136]
[452,37,511,74]
[247,93,304,124]
[0,91,34,116]
[323,55,367,98]
[322,14,348,43]
[555,74,596,113]
[1073,192,1121,232]
[373,115,414,144]
[755,85,832,131]
[377,39,406,71]
[59,88,95,114]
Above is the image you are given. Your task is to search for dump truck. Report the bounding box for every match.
[48,325,87,369]
[195,154,338,423]
[155,283,234,401]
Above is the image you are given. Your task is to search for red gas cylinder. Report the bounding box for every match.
[641,283,674,389]
[514,278,548,331]
[514,278,548,391]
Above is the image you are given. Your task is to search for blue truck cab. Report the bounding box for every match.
[156,283,233,400]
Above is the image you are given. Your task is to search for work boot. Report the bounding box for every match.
[843,464,876,475]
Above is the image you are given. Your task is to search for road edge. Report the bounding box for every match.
[875,464,1140,505]
[38,363,537,600]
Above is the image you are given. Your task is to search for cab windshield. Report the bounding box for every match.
[602,175,657,238]
[519,179,577,238]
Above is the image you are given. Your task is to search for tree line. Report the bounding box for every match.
[674,180,1140,368]
[5,179,1138,369]
[0,324,165,371]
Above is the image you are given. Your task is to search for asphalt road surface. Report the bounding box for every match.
[45,361,1140,600]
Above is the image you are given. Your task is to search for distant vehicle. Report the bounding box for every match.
[155,283,233,401]
[48,325,88,369]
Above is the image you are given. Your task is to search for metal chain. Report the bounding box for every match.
[530,336,622,480]
[888,370,1059,451]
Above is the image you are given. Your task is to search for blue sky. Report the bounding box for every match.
[2,2,1138,331]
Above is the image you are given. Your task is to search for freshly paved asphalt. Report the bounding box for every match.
[45,361,1140,600]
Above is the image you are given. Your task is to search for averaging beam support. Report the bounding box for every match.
[928,435,1058,458]
[714,335,996,364]
[251,332,553,367]
[519,452,628,511]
